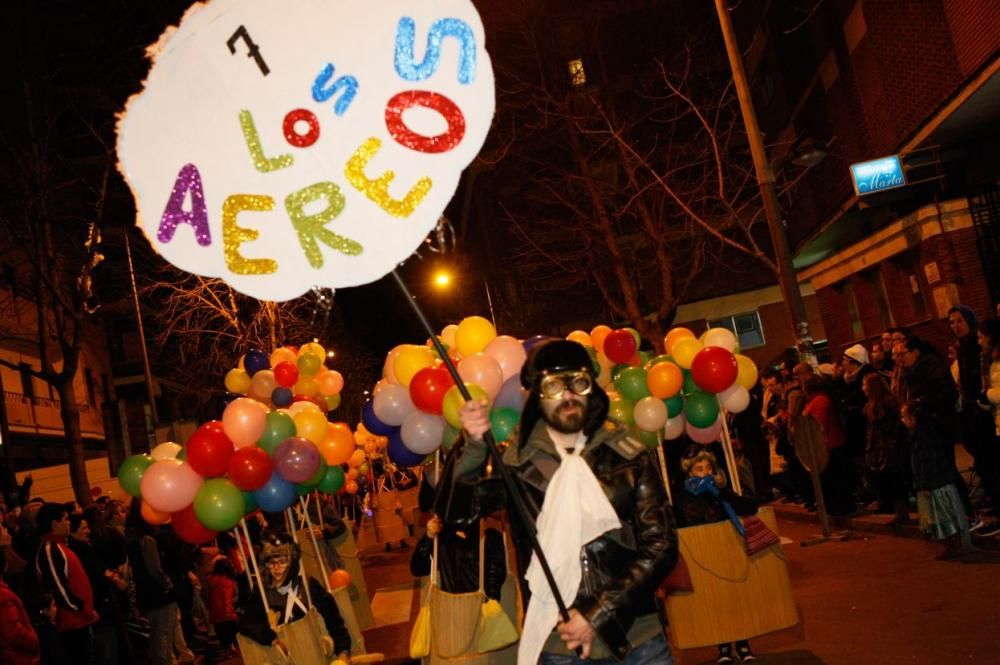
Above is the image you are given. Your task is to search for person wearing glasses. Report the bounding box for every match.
[238,532,351,662]
[457,340,678,665]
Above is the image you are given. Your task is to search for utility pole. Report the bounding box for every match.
[123,226,160,428]
[0,370,16,498]
[714,0,815,362]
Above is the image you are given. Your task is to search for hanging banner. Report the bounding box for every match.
[117,0,495,301]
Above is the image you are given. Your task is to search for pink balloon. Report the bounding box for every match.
[664,414,686,440]
[484,335,527,382]
[222,398,268,449]
[686,416,722,444]
[140,459,203,513]
[458,353,504,400]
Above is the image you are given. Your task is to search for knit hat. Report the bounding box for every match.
[948,305,978,334]
[843,344,869,366]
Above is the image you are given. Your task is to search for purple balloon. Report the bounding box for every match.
[272,437,321,483]
[523,335,551,353]
[362,400,395,436]
[494,375,527,411]
[387,429,425,467]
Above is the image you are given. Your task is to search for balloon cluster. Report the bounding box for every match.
[117,343,359,544]
[361,316,530,465]
[574,325,758,448]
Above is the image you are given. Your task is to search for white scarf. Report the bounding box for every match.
[518,431,621,665]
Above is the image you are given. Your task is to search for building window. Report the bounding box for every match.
[84,368,96,405]
[708,311,766,350]
[863,269,893,330]
[837,281,864,339]
[567,58,586,87]
[894,251,928,321]
[18,363,34,402]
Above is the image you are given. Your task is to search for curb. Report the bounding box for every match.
[771,503,925,539]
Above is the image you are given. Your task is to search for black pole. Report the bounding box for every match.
[391,270,573,624]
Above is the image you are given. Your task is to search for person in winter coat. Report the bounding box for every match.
[409,514,506,600]
[124,501,178,665]
[206,557,240,657]
[900,336,974,559]
[238,532,351,661]
[861,373,910,524]
[674,448,759,663]
[802,377,856,516]
[32,503,98,664]
[0,549,40,665]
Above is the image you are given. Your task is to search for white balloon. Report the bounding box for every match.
[151,442,182,461]
[634,397,668,433]
[287,401,322,418]
[702,327,738,352]
[400,411,446,455]
[663,414,686,441]
[719,383,751,413]
[373,383,415,427]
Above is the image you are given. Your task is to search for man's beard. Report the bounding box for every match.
[543,400,585,433]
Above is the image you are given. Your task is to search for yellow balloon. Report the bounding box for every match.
[566,330,593,347]
[735,354,759,390]
[455,316,497,357]
[663,327,695,355]
[441,383,491,429]
[393,345,436,388]
[294,409,328,445]
[300,341,326,360]
[269,346,297,368]
[671,337,703,370]
[293,377,319,397]
[224,368,251,395]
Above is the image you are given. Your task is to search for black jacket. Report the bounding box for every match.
[410,527,506,600]
[904,353,960,490]
[238,560,351,654]
[456,420,677,660]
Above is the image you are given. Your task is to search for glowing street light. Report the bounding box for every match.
[433,271,452,288]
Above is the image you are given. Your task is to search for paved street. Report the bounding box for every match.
[361,518,1000,665]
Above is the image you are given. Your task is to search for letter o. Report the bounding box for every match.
[385,91,465,154]
[283,108,321,148]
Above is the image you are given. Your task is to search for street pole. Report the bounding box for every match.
[123,225,160,427]
[0,370,16,499]
[714,0,815,362]
[483,279,498,330]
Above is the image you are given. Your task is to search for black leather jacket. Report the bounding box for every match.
[410,527,506,599]
[455,420,678,660]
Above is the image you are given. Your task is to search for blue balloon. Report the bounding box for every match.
[253,472,296,512]
[362,400,395,436]
[271,387,293,407]
[387,429,425,467]
[243,349,270,377]
[523,335,551,353]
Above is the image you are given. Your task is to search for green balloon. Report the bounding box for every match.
[295,483,312,497]
[608,398,635,426]
[193,478,245,531]
[636,351,650,367]
[297,353,321,375]
[629,426,661,450]
[317,466,345,494]
[645,354,672,370]
[490,408,521,443]
[258,411,297,455]
[301,457,328,489]
[610,364,630,384]
[441,424,462,451]
[118,454,153,498]
[685,391,720,428]
[664,394,684,418]
[242,491,257,513]
[616,367,650,402]
[176,448,187,461]
[682,370,699,397]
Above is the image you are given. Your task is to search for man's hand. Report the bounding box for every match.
[458,399,491,441]
[557,609,595,658]
[426,516,443,538]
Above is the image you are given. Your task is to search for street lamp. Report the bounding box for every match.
[431,268,497,329]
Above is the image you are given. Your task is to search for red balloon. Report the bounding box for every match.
[171,505,219,545]
[274,361,299,388]
[228,446,273,491]
[186,422,236,477]
[690,346,739,394]
[604,330,638,364]
[409,366,455,415]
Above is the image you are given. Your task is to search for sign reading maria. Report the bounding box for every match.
[850,155,906,196]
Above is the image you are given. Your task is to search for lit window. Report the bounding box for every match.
[568,58,586,87]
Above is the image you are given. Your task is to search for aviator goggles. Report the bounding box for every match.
[538,371,593,400]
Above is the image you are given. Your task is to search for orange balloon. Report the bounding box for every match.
[664,327,695,355]
[346,468,359,480]
[141,500,171,525]
[316,370,344,396]
[566,330,592,347]
[348,449,366,468]
[590,325,612,354]
[647,362,683,399]
[329,569,352,589]
[344,480,359,494]
[319,422,355,466]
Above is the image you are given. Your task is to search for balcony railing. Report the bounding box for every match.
[4,390,105,436]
